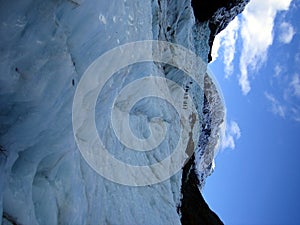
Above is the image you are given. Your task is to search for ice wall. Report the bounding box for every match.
[0,0,208,224]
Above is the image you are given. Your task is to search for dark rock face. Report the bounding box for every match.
[192,0,250,61]
[180,155,224,225]
[192,0,229,22]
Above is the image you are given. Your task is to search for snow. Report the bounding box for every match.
[0,0,223,224]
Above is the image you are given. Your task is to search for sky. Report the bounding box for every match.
[203,0,300,224]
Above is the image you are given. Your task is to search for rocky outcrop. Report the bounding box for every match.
[192,0,250,61]
[179,73,225,225]
[179,1,250,224]
[180,155,224,225]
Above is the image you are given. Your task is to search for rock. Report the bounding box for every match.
[180,156,224,225]
[192,0,250,61]
[179,73,226,225]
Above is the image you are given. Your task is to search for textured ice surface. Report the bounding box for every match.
[0,0,221,224]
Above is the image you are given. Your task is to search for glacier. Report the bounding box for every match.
[0,0,248,224]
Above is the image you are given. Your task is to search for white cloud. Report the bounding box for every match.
[278,22,295,44]
[211,17,240,78]
[223,18,239,78]
[290,74,300,97]
[238,0,293,95]
[221,121,241,150]
[274,65,283,77]
[265,92,286,118]
[211,32,221,62]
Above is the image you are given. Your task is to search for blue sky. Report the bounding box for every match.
[203,0,300,224]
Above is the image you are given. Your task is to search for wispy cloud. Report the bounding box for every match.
[291,107,300,122]
[274,65,283,77]
[265,73,300,122]
[211,17,239,78]
[278,22,295,44]
[290,74,300,97]
[265,92,286,118]
[238,0,293,95]
[223,18,239,78]
[221,121,241,150]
